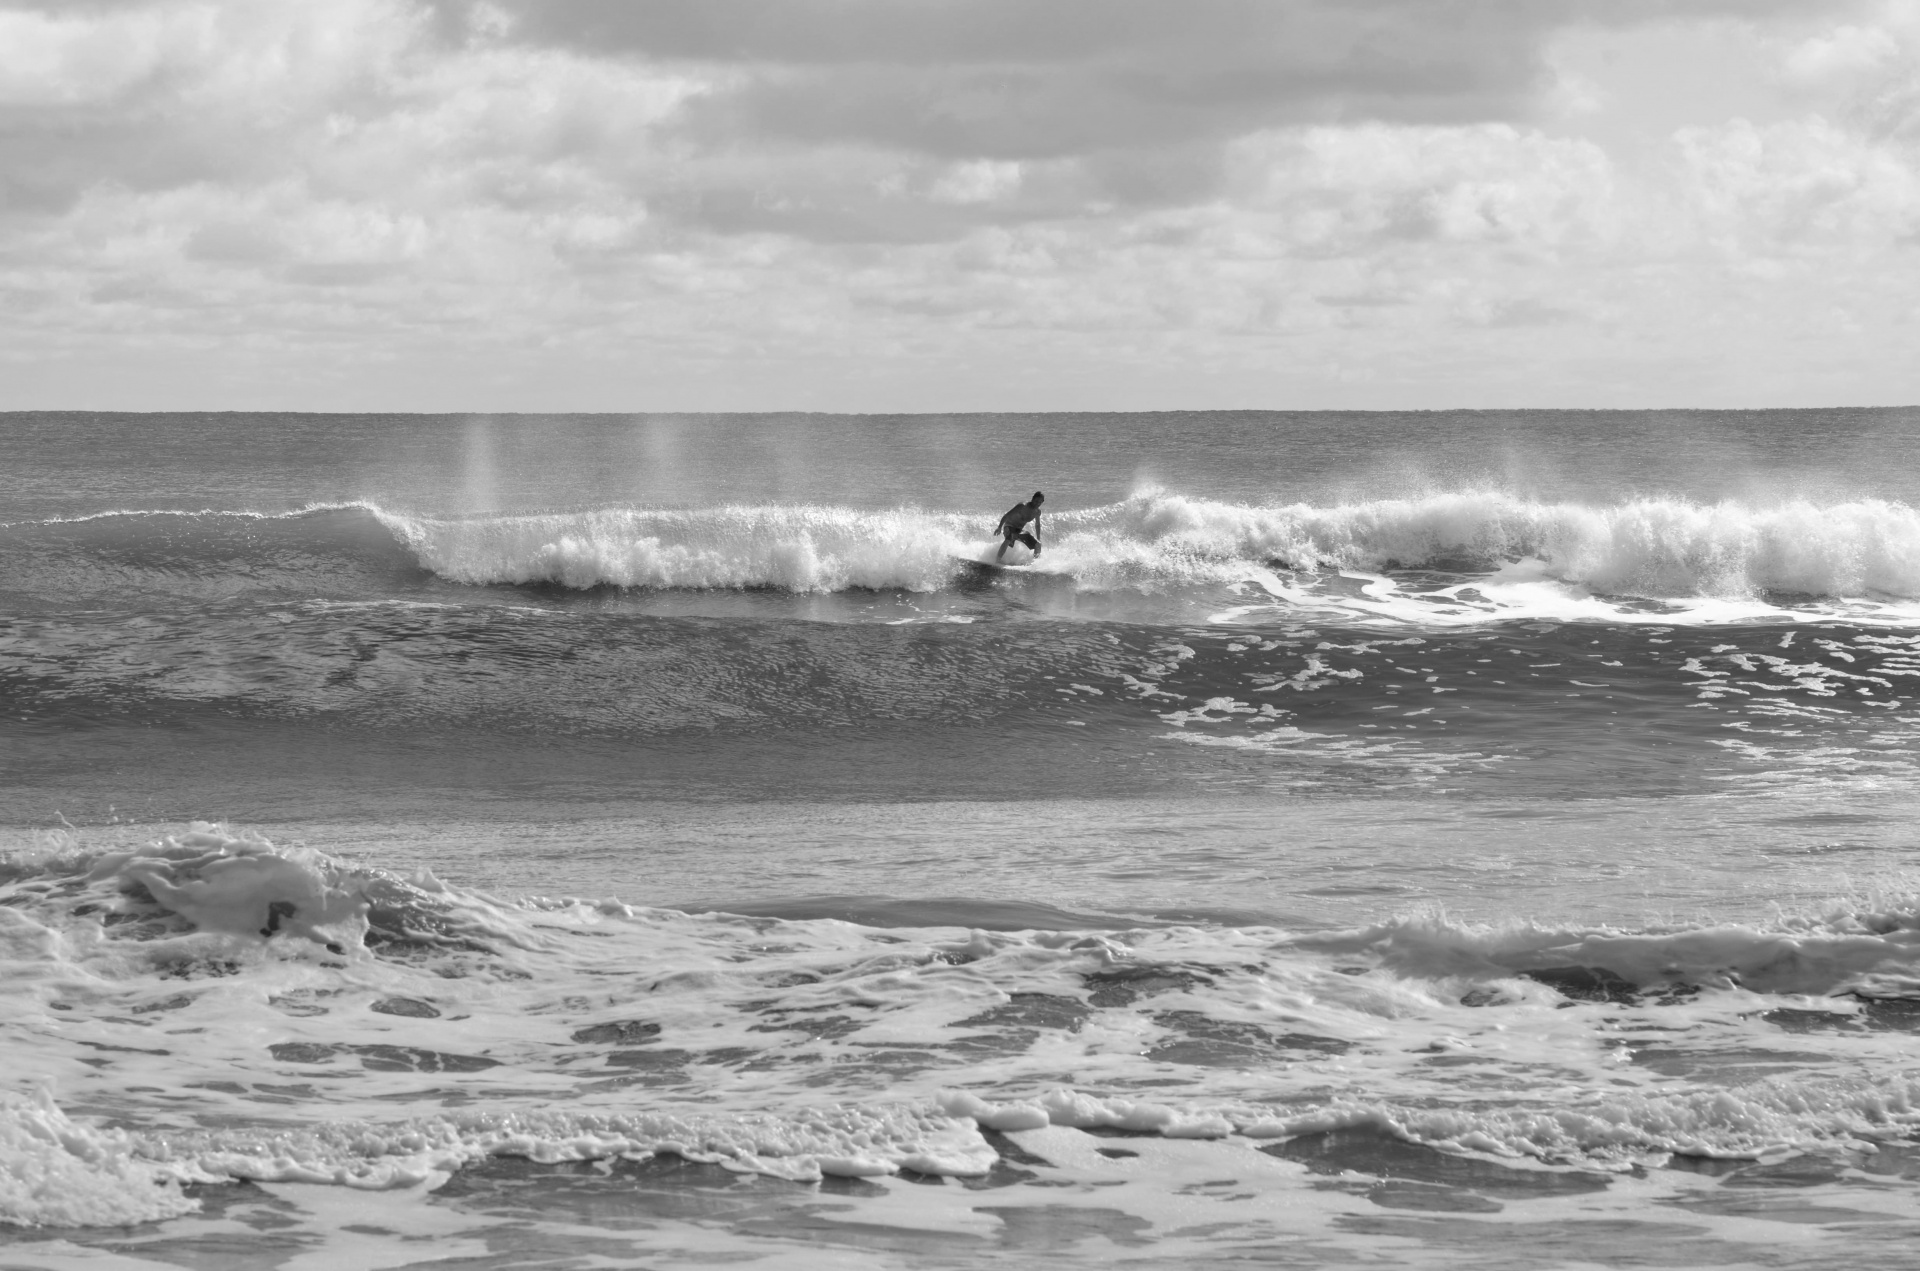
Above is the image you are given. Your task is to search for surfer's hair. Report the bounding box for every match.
[1032,491,1044,502]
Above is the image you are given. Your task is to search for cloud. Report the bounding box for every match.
[1677,116,1920,251]
[928,159,1022,205]
[1775,1,1920,145]
[472,1,1838,139]
[0,0,1914,410]
[1231,124,1619,252]
[1783,21,1903,83]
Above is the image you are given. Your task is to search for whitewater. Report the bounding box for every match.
[379,488,1920,601]
[7,407,1920,1269]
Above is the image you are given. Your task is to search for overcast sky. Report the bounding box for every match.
[2,0,1917,411]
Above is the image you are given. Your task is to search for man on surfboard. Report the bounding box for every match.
[994,491,1044,561]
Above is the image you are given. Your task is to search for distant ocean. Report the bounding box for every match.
[8,408,1920,1268]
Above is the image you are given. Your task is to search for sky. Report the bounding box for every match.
[1,0,1917,412]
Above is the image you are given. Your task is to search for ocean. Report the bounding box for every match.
[6,407,1920,1269]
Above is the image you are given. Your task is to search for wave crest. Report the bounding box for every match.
[377,492,1920,599]
[1079,490,1920,600]
[377,505,967,592]
[10,492,1920,602]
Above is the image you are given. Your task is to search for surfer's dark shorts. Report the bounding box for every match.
[1003,531,1039,551]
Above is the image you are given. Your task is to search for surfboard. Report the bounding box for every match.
[953,555,1035,573]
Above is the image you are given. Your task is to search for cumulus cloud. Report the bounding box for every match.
[0,0,1914,409]
[1677,116,1920,252]
[1783,21,1903,83]
[1776,1,1920,144]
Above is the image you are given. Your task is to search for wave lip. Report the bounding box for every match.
[0,503,424,611]
[1089,490,1920,601]
[376,505,969,593]
[1290,905,1920,999]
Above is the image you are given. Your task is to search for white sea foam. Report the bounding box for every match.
[1233,1071,1920,1163]
[14,825,1920,1242]
[365,491,1920,612]
[1288,907,1920,997]
[13,494,1920,614]
[376,505,971,593]
[0,1092,196,1227]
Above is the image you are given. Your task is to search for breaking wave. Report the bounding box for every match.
[316,492,1920,600]
[6,491,1920,604]
[373,492,1920,600]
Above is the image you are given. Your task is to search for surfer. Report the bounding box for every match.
[994,491,1044,561]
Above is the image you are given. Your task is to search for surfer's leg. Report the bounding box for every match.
[996,536,1010,561]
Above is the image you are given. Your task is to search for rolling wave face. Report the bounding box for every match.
[0,505,424,613]
[6,603,1917,802]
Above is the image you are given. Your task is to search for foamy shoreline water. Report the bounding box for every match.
[9,823,1920,1267]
